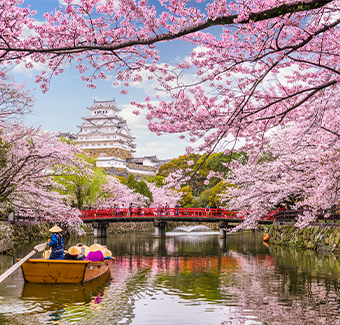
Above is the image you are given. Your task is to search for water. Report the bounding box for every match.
[1,231,340,324]
[169,225,218,235]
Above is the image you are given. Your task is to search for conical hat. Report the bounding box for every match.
[103,249,112,257]
[89,243,103,252]
[68,246,82,256]
[49,225,62,233]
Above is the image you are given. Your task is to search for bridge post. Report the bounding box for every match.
[154,220,167,237]
[218,221,228,238]
[92,222,109,238]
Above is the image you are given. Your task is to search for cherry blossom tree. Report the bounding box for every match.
[1,0,340,228]
[146,181,181,208]
[0,0,337,152]
[94,175,150,208]
[92,176,181,209]
[0,123,89,233]
[0,71,34,124]
[221,118,340,228]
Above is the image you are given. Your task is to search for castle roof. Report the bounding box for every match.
[76,129,135,139]
[87,99,120,112]
[126,156,164,164]
[57,132,76,140]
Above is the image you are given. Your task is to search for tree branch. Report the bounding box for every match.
[0,0,333,55]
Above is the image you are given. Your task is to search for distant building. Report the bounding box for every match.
[74,99,136,160]
[70,99,170,176]
[58,132,76,140]
[126,155,168,169]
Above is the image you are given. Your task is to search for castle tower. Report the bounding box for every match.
[74,99,136,160]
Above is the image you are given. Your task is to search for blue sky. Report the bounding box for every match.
[13,0,203,160]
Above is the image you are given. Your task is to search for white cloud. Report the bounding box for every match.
[12,60,47,75]
[135,140,182,159]
[59,0,118,6]
[119,103,149,133]
[118,101,187,159]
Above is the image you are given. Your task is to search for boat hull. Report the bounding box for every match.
[20,259,109,284]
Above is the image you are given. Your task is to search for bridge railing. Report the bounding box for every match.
[79,207,340,224]
[79,207,243,220]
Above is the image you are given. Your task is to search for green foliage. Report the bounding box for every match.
[197,182,229,208]
[115,175,127,184]
[157,151,246,207]
[185,198,200,208]
[157,154,201,178]
[58,136,77,146]
[209,181,229,208]
[126,174,153,203]
[86,168,107,207]
[178,185,193,207]
[198,187,214,208]
[145,175,165,187]
[0,135,9,169]
[54,153,106,209]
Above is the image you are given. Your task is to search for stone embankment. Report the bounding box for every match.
[267,223,340,252]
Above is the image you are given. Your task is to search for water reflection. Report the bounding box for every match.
[1,232,340,324]
[169,225,217,233]
[21,272,110,306]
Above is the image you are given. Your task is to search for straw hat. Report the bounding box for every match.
[68,246,82,256]
[49,225,62,233]
[89,243,103,252]
[103,249,112,258]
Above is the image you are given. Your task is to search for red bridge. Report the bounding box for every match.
[80,207,246,221]
[79,208,340,223]
[79,207,276,237]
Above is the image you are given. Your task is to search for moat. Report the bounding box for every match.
[1,231,340,324]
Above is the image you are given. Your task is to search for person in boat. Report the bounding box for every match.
[86,244,105,262]
[63,246,86,260]
[47,225,64,260]
[101,245,114,260]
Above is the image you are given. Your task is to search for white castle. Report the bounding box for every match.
[68,99,169,176]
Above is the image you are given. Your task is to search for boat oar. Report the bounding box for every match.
[0,242,48,283]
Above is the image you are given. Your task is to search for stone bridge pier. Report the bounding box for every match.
[154,220,167,237]
[92,222,109,238]
[218,221,228,238]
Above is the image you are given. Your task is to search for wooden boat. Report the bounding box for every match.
[19,259,110,284]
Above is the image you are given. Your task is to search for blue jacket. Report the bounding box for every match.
[50,233,64,251]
